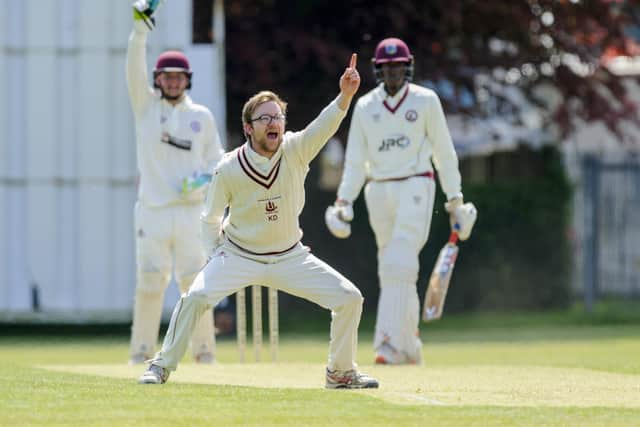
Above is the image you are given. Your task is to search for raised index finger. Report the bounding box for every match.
[349,53,357,69]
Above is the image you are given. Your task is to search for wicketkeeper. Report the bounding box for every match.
[127,0,224,364]
[139,53,379,389]
[325,38,476,364]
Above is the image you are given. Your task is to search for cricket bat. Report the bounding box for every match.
[422,232,459,322]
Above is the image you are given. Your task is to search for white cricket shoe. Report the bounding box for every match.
[374,342,422,365]
[410,337,424,365]
[194,352,215,364]
[374,343,404,364]
[128,353,150,365]
[325,368,379,389]
[138,364,169,384]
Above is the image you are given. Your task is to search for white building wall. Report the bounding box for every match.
[0,1,8,310]
[1,0,31,313]
[0,0,226,321]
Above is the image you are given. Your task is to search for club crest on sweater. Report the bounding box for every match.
[259,196,281,222]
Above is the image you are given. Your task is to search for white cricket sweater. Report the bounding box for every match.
[201,100,347,256]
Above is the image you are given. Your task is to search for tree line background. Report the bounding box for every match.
[191,0,640,314]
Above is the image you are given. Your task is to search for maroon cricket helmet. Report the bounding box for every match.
[153,50,192,89]
[372,38,413,65]
[371,38,414,83]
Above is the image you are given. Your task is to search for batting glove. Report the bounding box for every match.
[444,194,464,213]
[445,195,478,241]
[132,0,162,30]
[325,200,354,239]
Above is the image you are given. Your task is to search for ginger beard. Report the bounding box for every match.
[155,72,189,101]
[245,101,285,158]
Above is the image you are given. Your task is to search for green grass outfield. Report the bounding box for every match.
[1,308,640,426]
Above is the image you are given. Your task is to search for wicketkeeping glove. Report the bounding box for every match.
[132,0,163,30]
[181,172,212,198]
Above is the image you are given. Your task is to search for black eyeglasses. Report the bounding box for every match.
[250,114,286,125]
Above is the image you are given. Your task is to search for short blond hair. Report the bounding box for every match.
[242,90,288,127]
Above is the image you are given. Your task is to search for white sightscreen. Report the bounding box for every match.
[0,0,225,321]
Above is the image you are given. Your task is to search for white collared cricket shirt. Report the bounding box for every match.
[338,82,461,202]
[127,27,224,208]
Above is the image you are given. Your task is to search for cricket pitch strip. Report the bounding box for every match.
[41,363,640,408]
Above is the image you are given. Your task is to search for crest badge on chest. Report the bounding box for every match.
[405,109,418,122]
[259,196,281,222]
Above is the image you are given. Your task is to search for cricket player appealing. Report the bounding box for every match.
[127,0,224,365]
[139,54,380,389]
[325,38,476,364]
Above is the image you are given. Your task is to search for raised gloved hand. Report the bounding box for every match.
[325,199,354,239]
[132,0,163,30]
[445,195,477,241]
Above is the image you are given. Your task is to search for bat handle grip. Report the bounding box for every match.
[448,232,459,244]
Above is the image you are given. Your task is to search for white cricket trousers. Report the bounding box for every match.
[364,175,435,359]
[130,202,215,360]
[151,243,364,371]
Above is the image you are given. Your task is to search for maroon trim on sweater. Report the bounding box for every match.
[240,145,280,180]
[227,235,299,256]
[238,146,281,189]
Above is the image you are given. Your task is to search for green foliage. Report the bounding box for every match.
[297,147,573,315]
[224,0,639,145]
[444,147,573,312]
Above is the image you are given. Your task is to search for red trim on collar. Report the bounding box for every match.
[238,147,281,189]
[241,145,280,180]
[382,86,409,114]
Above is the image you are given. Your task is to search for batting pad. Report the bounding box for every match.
[374,282,421,358]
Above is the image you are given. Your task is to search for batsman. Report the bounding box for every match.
[126,0,224,364]
[325,38,476,365]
